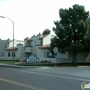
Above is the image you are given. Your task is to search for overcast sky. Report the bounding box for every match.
[0,0,89,40]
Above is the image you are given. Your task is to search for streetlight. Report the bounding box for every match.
[0,16,14,64]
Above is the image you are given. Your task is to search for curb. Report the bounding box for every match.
[0,63,45,68]
[0,64,26,68]
[54,66,90,68]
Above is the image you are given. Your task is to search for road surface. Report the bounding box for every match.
[0,65,90,90]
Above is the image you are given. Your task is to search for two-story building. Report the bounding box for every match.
[24,33,57,62]
[0,39,25,60]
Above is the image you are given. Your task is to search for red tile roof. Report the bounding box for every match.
[39,34,49,40]
[6,47,18,51]
[39,44,50,49]
[27,38,33,42]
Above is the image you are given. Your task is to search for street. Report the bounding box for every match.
[0,65,90,90]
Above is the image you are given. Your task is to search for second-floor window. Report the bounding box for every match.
[41,40,42,45]
[30,43,32,46]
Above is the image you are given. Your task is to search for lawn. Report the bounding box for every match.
[0,60,19,65]
[16,62,90,66]
[0,60,90,67]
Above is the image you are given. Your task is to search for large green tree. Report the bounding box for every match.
[50,4,90,63]
[83,19,90,62]
[42,29,51,35]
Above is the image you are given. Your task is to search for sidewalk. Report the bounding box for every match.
[54,66,90,68]
[0,63,46,68]
[0,63,26,68]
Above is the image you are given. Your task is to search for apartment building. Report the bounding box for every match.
[0,39,25,60]
[0,34,88,63]
[24,33,49,57]
[24,33,65,63]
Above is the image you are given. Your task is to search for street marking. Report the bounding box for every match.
[37,67,51,69]
[30,67,51,70]
[10,68,90,82]
[4,68,90,82]
[0,77,47,90]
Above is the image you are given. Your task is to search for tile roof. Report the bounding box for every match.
[27,38,33,42]
[6,47,18,51]
[39,44,50,49]
[39,34,49,40]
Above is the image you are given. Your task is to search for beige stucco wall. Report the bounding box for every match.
[36,47,89,63]
[36,48,55,62]
[31,36,36,54]
[43,34,52,45]
[0,39,25,60]
[0,44,25,60]
[36,35,42,45]
[0,56,19,60]
[25,41,30,46]
[0,40,7,56]
[56,51,88,63]
[57,52,69,59]
[0,41,2,55]
[68,51,88,63]
[2,41,6,56]
[17,44,25,57]
[4,50,20,60]
[37,49,69,63]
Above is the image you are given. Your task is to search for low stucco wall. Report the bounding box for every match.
[39,58,55,63]
[39,52,88,63]
[69,52,88,63]
[56,58,71,63]
[56,52,88,63]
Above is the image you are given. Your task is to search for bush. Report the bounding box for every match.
[41,60,52,63]
[41,60,47,63]
[48,60,52,63]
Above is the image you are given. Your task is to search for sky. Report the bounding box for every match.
[0,0,90,40]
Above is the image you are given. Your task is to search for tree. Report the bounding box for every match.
[24,37,29,41]
[83,19,90,62]
[50,4,90,63]
[42,29,50,35]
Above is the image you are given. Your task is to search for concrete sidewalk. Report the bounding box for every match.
[54,66,90,68]
[0,63,50,69]
[0,63,27,68]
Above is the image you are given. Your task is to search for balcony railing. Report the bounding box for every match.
[25,47,32,53]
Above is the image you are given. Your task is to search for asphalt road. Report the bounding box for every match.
[0,65,90,90]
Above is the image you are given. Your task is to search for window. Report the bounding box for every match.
[12,52,15,57]
[30,43,32,46]
[47,52,50,57]
[8,52,10,57]
[41,40,42,45]
[44,52,47,58]
[44,52,55,58]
